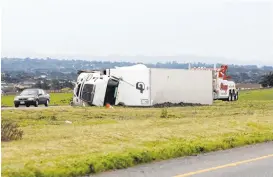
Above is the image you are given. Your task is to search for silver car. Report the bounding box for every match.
[14,88,50,107]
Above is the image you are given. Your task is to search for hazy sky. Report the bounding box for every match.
[1,0,273,65]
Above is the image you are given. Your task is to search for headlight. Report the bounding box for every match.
[28,97,35,100]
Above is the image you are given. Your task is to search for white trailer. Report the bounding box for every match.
[72,64,213,107]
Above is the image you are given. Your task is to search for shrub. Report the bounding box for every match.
[1,120,24,141]
[51,115,57,121]
[160,108,168,118]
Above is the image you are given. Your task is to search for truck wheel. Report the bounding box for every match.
[228,92,232,102]
[234,92,239,101]
[232,91,236,101]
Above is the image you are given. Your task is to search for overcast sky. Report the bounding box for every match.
[1,0,273,65]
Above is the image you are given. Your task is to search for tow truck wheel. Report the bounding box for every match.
[228,92,232,102]
[234,92,238,101]
[232,92,236,101]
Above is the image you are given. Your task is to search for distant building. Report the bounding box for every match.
[1,83,16,92]
[22,81,36,87]
[23,81,36,85]
[40,75,47,79]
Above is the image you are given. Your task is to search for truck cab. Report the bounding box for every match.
[72,65,151,107]
[91,75,120,106]
[72,71,101,106]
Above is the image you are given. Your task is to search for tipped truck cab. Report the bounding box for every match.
[72,65,151,107]
[72,71,101,106]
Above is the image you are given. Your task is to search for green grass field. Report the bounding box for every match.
[1,92,73,107]
[1,89,273,177]
[239,88,273,100]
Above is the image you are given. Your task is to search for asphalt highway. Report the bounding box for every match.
[1,105,70,110]
[89,142,273,177]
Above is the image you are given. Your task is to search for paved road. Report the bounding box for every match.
[1,105,70,110]
[89,142,273,177]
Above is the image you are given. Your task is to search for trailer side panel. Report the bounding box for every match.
[109,68,151,106]
[150,68,213,105]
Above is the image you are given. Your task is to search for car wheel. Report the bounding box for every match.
[34,100,39,107]
[26,104,30,107]
[45,100,49,107]
[14,104,19,108]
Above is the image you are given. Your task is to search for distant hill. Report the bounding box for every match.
[1,57,273,84]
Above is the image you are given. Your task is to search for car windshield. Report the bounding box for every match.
[20,89,38,95]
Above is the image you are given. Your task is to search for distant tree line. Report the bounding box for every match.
[1,58,273,85]
[260,72,273,87]
[33,79,74,90]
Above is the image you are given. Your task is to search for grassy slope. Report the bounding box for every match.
[1,89,273,177]
[1,93,73,107]
[239,88,273,100]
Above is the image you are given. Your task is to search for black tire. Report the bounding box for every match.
[231,91,235,101]
[45,100,49,107]
[14,104,19,108]
[70,101,74,106]
[228,92,232,102]
[117,102,125,107]
[234,92,239,101]
[26,104,30,107]
[34,100,39,107]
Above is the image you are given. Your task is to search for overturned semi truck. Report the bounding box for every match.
[72,64,214,107]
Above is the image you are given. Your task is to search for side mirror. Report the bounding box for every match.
[38,93,42,96]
